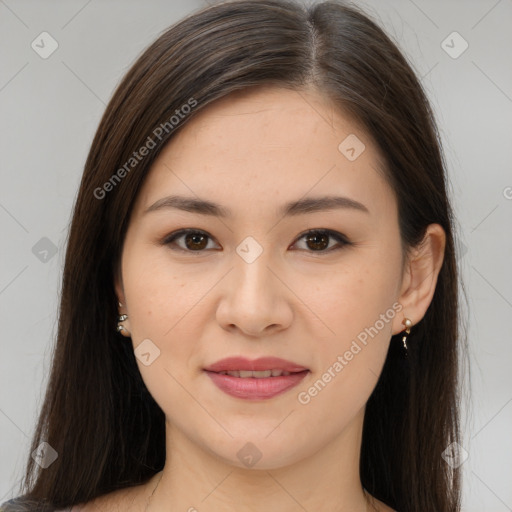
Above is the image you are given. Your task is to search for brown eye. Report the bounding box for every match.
[293,229,350,253]
[164,228,350,255]
[164,229,218,252]
[305,232,329,251]
[183,232,208,250]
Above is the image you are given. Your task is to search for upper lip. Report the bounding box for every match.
[204,357,308,373]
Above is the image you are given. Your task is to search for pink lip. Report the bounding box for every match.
[204,357,309,400]
[204,356,308,373]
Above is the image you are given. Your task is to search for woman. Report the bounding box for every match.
[2,0,464,510]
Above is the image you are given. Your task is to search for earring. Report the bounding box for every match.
[117,300,130,335]
[117,313,130,335]
[401,317,412,352]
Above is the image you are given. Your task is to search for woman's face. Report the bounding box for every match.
[116,85,408,469]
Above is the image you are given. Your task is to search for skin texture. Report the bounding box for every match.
[80,85,445,512]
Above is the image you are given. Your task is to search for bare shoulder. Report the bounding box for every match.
[71,472,162,512]
[71,483,146,512]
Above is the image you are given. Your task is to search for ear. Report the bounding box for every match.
[392,223,446,335]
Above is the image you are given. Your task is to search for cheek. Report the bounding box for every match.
[122,252,206,418]
[297,248,402,398]
[121,250,211,402]
[293,277,396,437]
[123,246,205,338]
[303,261,397,344]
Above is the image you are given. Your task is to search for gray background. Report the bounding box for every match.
[1,0,511,510]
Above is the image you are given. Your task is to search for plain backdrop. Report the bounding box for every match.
[1,0,511,510]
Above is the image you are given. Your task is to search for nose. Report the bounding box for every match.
[215,250,293,337]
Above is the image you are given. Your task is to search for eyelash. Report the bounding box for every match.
[162,228,351,255]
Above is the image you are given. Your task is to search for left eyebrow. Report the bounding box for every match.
[143,194,370,218]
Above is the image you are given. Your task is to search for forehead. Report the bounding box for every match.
[132,86,395,221]
[167,85,367,155]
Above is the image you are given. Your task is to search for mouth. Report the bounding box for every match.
[213,369,300,378]
[203,356,310,400]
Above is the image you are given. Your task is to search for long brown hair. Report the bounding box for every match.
[9,1,464,510]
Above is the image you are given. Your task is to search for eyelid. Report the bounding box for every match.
[162,228,351,254]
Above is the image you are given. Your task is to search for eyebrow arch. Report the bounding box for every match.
[143,194,370,218]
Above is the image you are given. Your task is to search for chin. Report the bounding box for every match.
[198,429,315,471]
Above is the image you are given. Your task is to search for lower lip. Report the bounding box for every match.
[204,370,309,400]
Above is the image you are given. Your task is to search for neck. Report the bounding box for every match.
[146,408,375,512]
